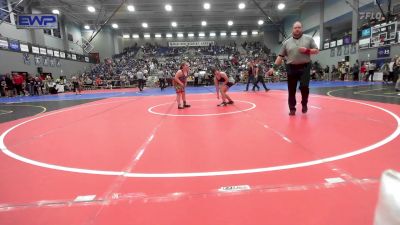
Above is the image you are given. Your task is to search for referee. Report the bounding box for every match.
[267,21,319,116]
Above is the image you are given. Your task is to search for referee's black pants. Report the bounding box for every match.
[286,63,311,111]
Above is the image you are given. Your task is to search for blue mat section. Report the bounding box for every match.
[0,81,378,103]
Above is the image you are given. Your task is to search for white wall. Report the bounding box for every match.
[307,0,399,66]
[263,26,280,54]
[301,2,321,31]
[282,7,320,37]
[114,33,122,55]
[65,22,83,54]
[44,35,64,50]
[0,49,94,78]
[283,16,299,38]
[312,46,359,68]
[0,22,31,42]
[82,28,115,60]
[324,0,371,23]
[312,41,400,67]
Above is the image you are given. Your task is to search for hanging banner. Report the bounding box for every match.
[16,14,59,29]
[168,41,215,47]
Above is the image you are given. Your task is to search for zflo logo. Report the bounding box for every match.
[359,12,382,20]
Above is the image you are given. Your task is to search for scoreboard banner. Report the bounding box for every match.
[168,41,215,47]
[370,22,397,47]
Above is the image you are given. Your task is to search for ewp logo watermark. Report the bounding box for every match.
[359,12,383,20]
[16,14,58,29]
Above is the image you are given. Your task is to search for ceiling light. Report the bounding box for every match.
[231,31,237,36]
[252,30,258,35]
[258,20,264,25]
[177,33,184,38]
[166,33,173,38]
[188,33,194,37]
[199,32,205,37]
[238,3,245,9]
[165,4,172,11]
[127,5,135,12]
[144,34,150,38]
[171,22,177,27]
[52,9,60,15]
[132,34,139,39]
[87,6,95,12]
[112,23,118,29]
[142,23,148,28]
[123,34,130,38]
[241,31,248,36]
[84,25,90,30]
[210,32,216,37]
[204,3,210,10]
[228,20,233,26]
[277,3,285,10]
[155,34,162,38]
[201,21,207,26]
[220,32,227,36]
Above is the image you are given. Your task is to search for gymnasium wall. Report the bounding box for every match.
[0,49,94,78]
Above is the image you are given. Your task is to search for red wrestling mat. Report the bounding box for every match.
[0,91,399,225]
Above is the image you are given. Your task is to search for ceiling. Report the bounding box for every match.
[25,0,320,34]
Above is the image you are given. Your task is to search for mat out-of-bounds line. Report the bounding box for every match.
[0,98,138,177]
[0,110,14,115]
[0,93,399,178]
[0,104,47,115]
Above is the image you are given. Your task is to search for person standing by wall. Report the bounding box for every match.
[395,57,400,92]
[13,73,24,96]
[381,62,390,84]
[324,65,330,81]
[389,57,395,82]
[72,76,82,95]
[360,62,367,81]
[158,69,166,91]
[353,60,360,81]
[5,74,14,97]
[194,70,199,87]
[366,61,376,82]
[136,69,145,91]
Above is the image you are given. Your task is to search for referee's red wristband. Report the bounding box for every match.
[305,48,311,54]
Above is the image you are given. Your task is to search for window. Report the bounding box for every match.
[67,33,73,42]
[53,28,61,38]
[52,22,62,38]
[43,29,52,35]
